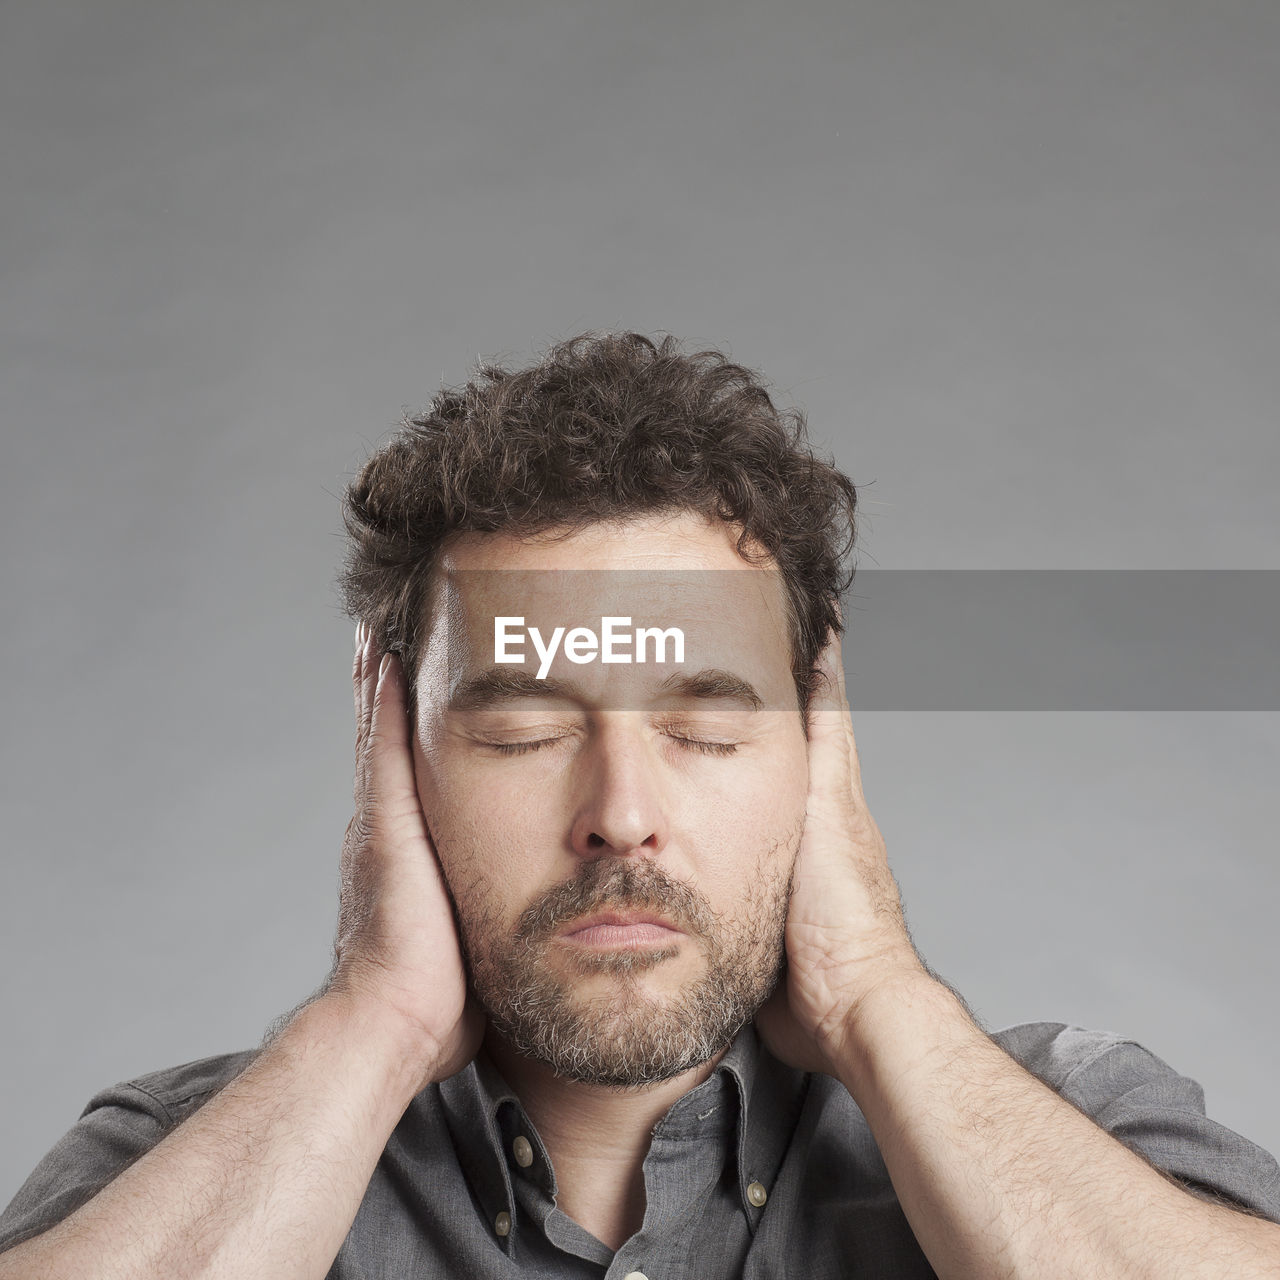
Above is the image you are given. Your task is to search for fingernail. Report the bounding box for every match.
[379,652,393,679]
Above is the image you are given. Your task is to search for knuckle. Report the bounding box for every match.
[345,809,375,846]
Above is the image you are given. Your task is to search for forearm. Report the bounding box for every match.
[835,973,1280,1280]
[0,993,435,1280]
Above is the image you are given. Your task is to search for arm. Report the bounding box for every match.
[755,620,1280,1279]
[831,968,1280,1279]
[1,628,482,1279]
[0,994,431,1280]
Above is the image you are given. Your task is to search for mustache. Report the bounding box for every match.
[514,857,715,944]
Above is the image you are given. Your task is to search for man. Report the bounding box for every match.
[2,331,1278,1278]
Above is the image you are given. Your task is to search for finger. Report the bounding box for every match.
[356,627,381,801]
[366,653,428,837]
[831,626,848,704]
[806,627,852,788]
[809,620,874,805]
[807,625,846,739]
[824,620,860,785]
[821,599,860,742]
[844,707,865,797]
[828,606,869,797]
[359,626,380,742]
[826,623,868,799]
[352,620,366,728]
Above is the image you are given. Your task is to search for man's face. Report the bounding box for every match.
[411,511,809,1086]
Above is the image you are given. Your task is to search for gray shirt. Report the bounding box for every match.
[3,1020,1279,1277]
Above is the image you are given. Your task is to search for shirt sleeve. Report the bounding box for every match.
[996,1021,1280,1225]
[0,1051,255,1256]
[0,1081,173,1254]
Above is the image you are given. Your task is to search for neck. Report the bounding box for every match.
[481,1028,732,1250]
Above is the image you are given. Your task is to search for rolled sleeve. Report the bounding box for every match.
[0,1082,171,1253]
[0,1051,253,1256]
[998,1022,1280,1225]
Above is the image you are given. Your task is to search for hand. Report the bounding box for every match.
[327,621,485,1086]
[755,614,927,1076]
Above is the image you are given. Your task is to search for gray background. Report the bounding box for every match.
[3,0,1277,1205]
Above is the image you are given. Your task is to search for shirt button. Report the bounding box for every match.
[622,1273,649,1280]
[512,1135,534,1167]
[494,1210,511,1237]
[747,1180,768,1207]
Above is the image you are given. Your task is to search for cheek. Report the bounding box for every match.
[416,732,503,826]
[694,750,808,897]
[413,739,564,926]
[723,738,808,829]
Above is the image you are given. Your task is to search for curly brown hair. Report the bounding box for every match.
[338,331,860,718]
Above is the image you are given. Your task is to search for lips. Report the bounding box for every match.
[559,909,681,937]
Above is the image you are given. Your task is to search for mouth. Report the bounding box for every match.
[556,910,684,950]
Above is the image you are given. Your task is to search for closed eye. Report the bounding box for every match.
[487,734,738,757]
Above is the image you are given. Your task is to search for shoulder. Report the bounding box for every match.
[987,1020,1174,1096]
[984,1018,1220,1131]
[990,1019,1280,1223]
[986,1019,1225,1125]
[789,1018,1280,1225]
[0,1049,258,1254]
[88,1049,260,1127]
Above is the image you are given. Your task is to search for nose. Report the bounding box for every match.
[568,714,671,861]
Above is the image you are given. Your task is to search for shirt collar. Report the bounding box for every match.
[717,1021,809,1225]
[435,1021,808,1260]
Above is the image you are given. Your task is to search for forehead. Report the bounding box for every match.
[418,513,796,707]
[438,510,772,574]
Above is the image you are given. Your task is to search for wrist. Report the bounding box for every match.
[302,989,451,1100]
[828,966,979,1101]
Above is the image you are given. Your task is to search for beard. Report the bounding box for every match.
[452,845,795,1087]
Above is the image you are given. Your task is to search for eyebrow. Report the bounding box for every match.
[447,666,765,713]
